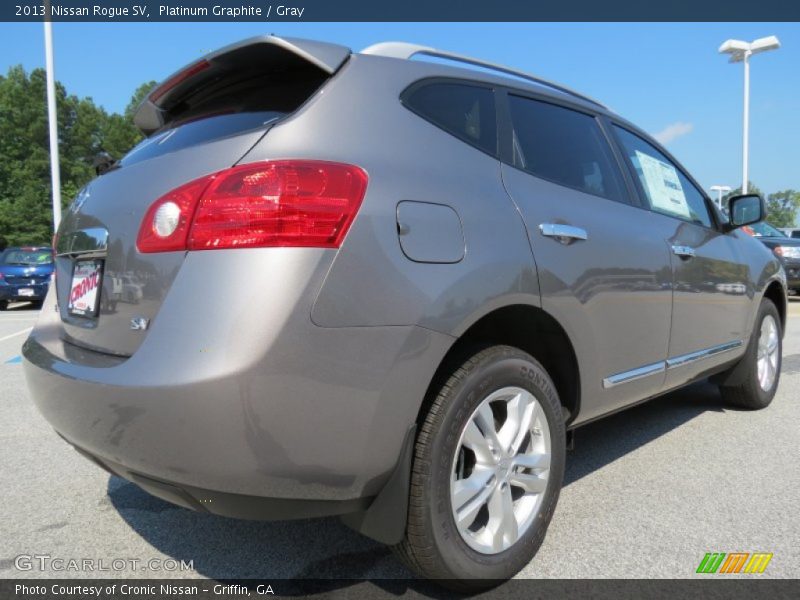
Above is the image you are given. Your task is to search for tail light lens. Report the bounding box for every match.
[136,161,367,253]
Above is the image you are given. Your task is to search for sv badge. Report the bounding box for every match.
[130,317,149,331]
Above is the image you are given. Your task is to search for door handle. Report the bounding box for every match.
[671,245,696,259]
[539,223,588,245]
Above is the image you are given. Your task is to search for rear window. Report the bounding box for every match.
[123,43,332,167]
[404,82,497,156]
[2,249,53,265]
[120,112,283,167]
[508,95,626,203]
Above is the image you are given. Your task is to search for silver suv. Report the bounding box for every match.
[24,36,786,588]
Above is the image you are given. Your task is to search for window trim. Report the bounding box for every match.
[608,122,722,231]
[498,90,635,206]
[400,77,502,160]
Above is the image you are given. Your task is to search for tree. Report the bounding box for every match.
[0,65,150,245]
[125,81,157,120]
[764,190,800,228]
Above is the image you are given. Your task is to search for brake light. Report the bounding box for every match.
[149,59,211,103]
[136,161,368,253]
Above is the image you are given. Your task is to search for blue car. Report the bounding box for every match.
[0,246,54,310]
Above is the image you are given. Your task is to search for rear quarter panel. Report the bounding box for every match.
[239,55,540,333]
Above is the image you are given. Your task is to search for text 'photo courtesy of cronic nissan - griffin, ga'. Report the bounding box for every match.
[22,34,786,590]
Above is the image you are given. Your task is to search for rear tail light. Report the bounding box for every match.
[136,161,368,253]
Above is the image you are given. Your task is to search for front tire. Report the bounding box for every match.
[719,298,782,410]
[394,345,566,590]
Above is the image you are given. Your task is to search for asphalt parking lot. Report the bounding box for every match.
[1,300,799,582]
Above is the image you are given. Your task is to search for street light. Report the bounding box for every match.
[710,185,732,209]
[43,5,62,232]
[719,35,781,195]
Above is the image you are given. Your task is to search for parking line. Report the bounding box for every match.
[4,355,22,364]
[0,327,32,343]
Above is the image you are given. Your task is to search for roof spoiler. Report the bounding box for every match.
[134,35,351,135]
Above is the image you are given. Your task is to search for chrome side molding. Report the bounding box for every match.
[666,340,743,369]
[603,340,743,389]
[603,362,665,389]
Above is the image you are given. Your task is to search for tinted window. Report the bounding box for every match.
[507,95,626,203]
[405,83,497,155]
[120,112,283,167]
[614,126,712,228]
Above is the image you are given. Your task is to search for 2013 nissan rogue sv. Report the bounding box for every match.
[23,36,786,589]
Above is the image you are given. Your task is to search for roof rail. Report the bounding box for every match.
[361,42,606,110]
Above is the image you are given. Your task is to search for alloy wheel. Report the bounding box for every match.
[450,386,551,554]
[757,314,779,391]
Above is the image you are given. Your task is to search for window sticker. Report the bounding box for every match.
[634,150,690,219]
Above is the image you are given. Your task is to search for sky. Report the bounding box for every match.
[0,22,798,195]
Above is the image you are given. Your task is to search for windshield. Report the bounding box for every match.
[743,222,786,238]
[1,249,54,266]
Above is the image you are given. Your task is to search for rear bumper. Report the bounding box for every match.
[0,282,48,301]
[66,437,371,520]
[23,255,452,514]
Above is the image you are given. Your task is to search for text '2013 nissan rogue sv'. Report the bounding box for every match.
[23,36,786,589]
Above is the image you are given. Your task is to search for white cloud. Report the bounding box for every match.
[653,121,694,145]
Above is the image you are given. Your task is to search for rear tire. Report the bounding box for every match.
[0,300,7,311]
[719,298,782,410]
[393,345,565,591]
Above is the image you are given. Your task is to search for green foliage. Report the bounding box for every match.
[764,190,800,229]
[125,81,157,120]
[0,65,148,246]
[722,183,800,228]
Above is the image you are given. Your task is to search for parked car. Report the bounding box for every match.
[120,274,144,303]
[0,246,54,310]
[743,222,800,293]
[778,227,800,239]
[23,36,786,589]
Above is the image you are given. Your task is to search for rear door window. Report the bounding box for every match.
[613,126,713,228]
[507,95,627,204]
[404,82,497,156]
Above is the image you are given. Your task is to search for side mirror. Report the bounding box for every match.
[725,194,765,231]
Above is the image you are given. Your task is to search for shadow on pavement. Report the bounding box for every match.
[108,380,725,586]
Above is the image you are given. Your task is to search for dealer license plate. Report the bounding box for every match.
[68,260,103,317]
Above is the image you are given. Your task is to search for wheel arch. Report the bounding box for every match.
[762,278,786,334]
[417,304,581,429]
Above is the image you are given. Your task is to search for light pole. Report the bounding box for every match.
[719,36,780,195]
[710,185,732,209]
[43,2,62,232]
